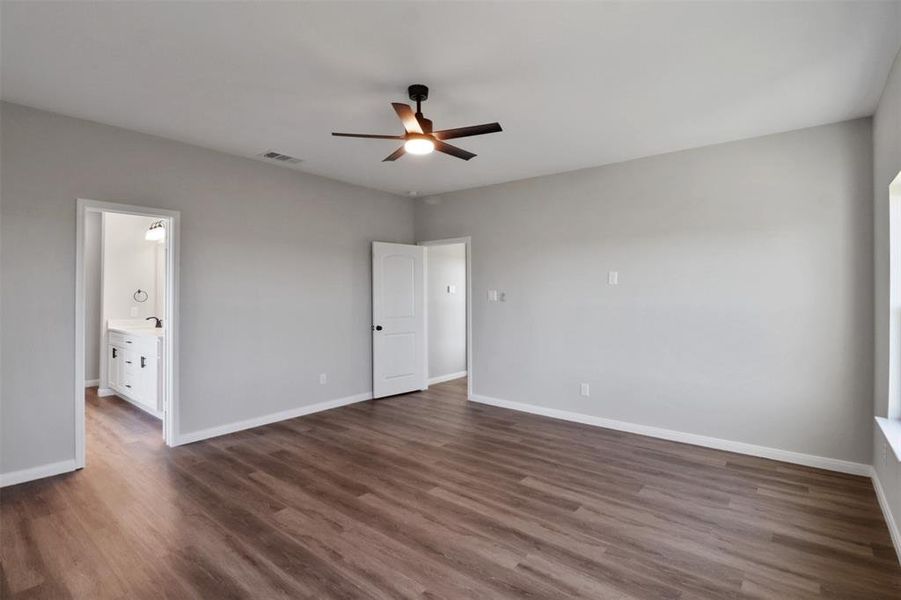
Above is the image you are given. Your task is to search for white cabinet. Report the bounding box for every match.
[107,331,163,417]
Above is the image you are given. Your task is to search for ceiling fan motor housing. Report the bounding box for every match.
[408,84,429,103]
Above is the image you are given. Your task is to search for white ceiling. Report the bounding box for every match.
[2,1,899,196]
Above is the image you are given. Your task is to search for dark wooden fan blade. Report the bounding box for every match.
[332,132,404,139]
[432,122,502,140]
[382,146,406,162]
[434,140,476,161]
[391,103,423,134]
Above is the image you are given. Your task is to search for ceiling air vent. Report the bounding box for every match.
[258,150,302,165]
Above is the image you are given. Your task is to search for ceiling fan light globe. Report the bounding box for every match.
[404,136,435,155]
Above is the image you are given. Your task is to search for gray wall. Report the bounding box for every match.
[0,100,883,478]
[0,102,414,475]
[84,211,102,382]
[416,118,874,464]
[427,243,466,379]
[872,44,901,547]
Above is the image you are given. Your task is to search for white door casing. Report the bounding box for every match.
[372,242,427,398]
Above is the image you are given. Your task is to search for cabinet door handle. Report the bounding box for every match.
[125,360,132,364]
[125,384,132,389]
[140,356,147,368]
[112,348,117,358]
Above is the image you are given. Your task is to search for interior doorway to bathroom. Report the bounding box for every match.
[420,237,471,396]
[75,199,180,469]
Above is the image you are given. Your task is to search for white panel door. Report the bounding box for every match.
[372,242,426,398]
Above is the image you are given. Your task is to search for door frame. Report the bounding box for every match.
[75,198,181,468]
[418,237,472,399]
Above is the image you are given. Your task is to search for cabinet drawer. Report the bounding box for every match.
[119,377,138,395]
[123,354,139,377]
[109,332,158,356]
[109,331,128,347]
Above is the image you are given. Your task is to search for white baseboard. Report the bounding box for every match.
[85,378,100,388]
[175,391,373,446]
[468,394,871,477]
[0,459,77,488]
[97,387,116,397]
[871,468,901,565]
[429,371,467,385]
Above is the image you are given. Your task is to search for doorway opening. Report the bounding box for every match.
[421,237,472,398]
[75,199,180,468]
[370,237,472,400]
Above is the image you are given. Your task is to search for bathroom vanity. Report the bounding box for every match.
[107,326,163,417]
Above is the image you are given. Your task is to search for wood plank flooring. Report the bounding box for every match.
[1,379,899,598]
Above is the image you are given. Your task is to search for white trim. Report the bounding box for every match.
[876,416,901,461]
[429,371,468,385]
[97,387,116,397]
[469,393,871,476]
[0,459,77,488]
[871,468,901,565]
[75,202,86,468]
[76,199,181,471]
[84,378,100,388]
[418,237,473,399]
[175,391,373,446]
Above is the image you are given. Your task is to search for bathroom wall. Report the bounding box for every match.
[102,212,164,322]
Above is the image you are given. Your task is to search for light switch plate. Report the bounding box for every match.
[447,284,456,294]
[319,373,327,385]
[608,271,619,285]
[580,383,590,397]
[488,290,499,302]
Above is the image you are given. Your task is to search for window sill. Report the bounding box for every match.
[876,417,901,462]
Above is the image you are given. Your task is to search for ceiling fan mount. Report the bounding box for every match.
[407,83,429,104]
[332,83,502,162]
[407,84,432,133]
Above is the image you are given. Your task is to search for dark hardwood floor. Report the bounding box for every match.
[1,380,899,598]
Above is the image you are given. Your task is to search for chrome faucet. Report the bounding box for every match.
[146,316,162,328]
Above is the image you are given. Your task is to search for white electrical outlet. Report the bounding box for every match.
[580,383,590,397]
[130,306,139,317]
[447,284,456,294]
[488,290,499,302]
[319,373,327,385]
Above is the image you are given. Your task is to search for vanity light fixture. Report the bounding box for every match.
[145,220,165,241]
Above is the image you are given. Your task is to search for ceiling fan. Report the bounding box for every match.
[332,84,502,162]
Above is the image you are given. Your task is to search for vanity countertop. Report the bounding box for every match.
[109,326,165,338]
